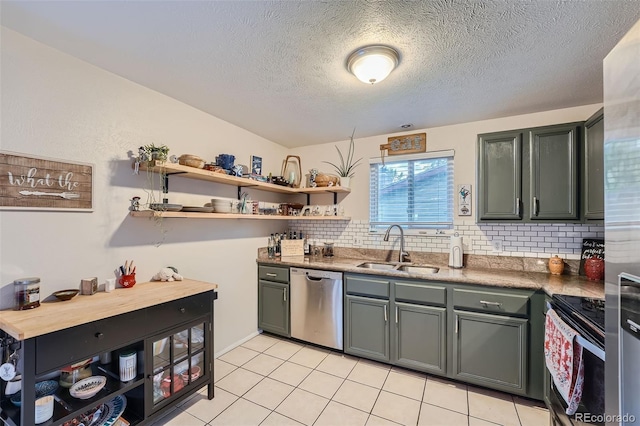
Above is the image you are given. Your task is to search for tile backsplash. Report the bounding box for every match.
[287,219,604,260]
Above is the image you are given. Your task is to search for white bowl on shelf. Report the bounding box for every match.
[211,198,235,213]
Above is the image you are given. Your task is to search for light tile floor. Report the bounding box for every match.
[152,334,549,426]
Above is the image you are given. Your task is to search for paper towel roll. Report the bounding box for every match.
[449,235,463,268]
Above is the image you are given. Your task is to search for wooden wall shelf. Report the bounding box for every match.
[137,161,350,195]
[130,211,351,221]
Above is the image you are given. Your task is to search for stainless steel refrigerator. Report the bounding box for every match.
[603,18,640,425]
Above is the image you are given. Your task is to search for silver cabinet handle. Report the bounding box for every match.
[395,306,399,324]
[384,305,388,322]
[455,314,458,334]
[266,273,277,277]
[283,288,287,302]
[516,197,520,216]
[480,300,502,307]
[533,197,539,216]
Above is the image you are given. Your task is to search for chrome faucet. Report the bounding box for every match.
[383,224,410,263]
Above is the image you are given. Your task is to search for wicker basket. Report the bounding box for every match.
[179,154,205,169]
[314,174,340,187]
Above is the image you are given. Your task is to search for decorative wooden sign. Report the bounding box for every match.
[380,133,427,156]
[0,151,93,211]
[579,238,604,275]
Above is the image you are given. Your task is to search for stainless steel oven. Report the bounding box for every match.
[547,295,605,426]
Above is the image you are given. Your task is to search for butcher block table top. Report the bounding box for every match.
[0,279,218,340]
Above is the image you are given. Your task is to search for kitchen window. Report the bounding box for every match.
[369,150,454,231]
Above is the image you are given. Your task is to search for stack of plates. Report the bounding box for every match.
[181,206,214,213]
[149,203,182,212]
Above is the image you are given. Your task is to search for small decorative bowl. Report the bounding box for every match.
[10,380,58,407]
[53,289,79,301]
[70,375,107,399]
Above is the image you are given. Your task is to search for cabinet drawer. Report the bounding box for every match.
[394,281,446,306]
[36,309,147,374]
[453,288,529,316]
[259,265,290,283]
[148,293,213,334]
[346,276,389,298]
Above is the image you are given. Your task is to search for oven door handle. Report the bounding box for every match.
[546,303,606,362]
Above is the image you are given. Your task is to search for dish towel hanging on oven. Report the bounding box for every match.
[544,308,585,415]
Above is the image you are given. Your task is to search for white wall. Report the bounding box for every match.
[0,28,290,354]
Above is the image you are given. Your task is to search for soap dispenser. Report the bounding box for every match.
[449,233,463,269]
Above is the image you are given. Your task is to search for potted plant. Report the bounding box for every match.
[323,128,362,188]
[139,144,170,163]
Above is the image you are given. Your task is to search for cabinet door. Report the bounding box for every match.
[258,280,290,337]
[344,295,390,362]
[147,321,208,413]
[583,109,605,221]
[477,131,523,220]
[394,302,446,374]
[529,124,580,220]
[453,310,528,394]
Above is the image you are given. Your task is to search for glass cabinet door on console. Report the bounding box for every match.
[147,321,207,413]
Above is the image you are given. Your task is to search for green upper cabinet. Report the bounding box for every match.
[477,131,523,220]
[478,122,583,222]
[529,123,580,220]
[583,108,605,221]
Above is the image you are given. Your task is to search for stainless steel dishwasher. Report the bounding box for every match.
[290,267,343,350]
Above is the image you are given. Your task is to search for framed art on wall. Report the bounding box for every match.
[251,155,262,175]
[458,184,471,216]
[0,151,94,211]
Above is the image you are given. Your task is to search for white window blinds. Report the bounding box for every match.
[369,150,454,229]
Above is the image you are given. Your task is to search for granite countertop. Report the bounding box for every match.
[257,248,604,299]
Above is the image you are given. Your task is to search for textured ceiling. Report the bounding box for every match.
[2,1,640,147]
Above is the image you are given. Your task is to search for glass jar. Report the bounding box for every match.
[323,242,335,257]
[59,359,93,388]
[14,277,41,310]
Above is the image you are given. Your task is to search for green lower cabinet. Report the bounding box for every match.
[344,295,390,362]
[453,310,528,395]
[394,302,446,375]
[258,280,290,337]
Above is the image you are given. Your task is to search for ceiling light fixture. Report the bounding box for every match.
[347,45,400,85]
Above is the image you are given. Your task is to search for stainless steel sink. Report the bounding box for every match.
[356,262,398,270]
[356,262,440,274]
[396,265,440,274]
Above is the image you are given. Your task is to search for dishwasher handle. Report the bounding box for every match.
[305,273,325,281]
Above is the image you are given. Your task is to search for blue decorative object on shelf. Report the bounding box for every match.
[10,380,58,407]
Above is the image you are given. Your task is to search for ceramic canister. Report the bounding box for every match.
[548,255,565,275]
[119,351,137,382]
[585,257,605,281]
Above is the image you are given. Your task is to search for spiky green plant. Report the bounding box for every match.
[323,128,363,178]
